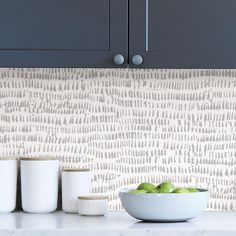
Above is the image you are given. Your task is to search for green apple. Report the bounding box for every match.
[187,188,199,193]
[157,181,175,193]
[137,182,156,192]
[147,188,160,193]
[173,188,190,193]
[129,189,147,194]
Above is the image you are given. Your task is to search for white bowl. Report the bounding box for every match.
[119,188,209,222]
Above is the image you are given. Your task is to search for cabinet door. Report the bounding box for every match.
[130,0,236,68]
[0,0,128,67]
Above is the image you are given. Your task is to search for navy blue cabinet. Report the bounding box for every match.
[130,0,236,68]
[0,0,128,67]
[1,0,236,68]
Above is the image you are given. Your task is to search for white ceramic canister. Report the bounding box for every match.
[20,158,59,213]
[78,195,108,216]
[0,158,18,213]
[62,169,91,213]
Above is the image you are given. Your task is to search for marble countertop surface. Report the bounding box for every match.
[0,211,235,236]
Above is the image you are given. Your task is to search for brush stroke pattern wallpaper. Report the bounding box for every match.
[0,68,235,210]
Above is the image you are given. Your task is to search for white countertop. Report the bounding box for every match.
[0,211,235,236]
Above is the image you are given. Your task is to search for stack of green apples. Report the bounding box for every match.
[129,181,199,194]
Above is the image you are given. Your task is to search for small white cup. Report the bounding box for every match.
[62,169,91,213]
[78,195,108,216]
[20,158,59,213]
[0,158,18,213]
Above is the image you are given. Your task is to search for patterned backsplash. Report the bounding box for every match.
[0,68,235,211]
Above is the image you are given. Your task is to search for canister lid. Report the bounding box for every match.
[20,157,59,161]
[0,157,18,161]
[78,195,108,200]
[62,168,90,172]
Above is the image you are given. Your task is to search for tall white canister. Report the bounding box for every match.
[0,158,18,213]
[20,158,59,213]
[62,169,91,213]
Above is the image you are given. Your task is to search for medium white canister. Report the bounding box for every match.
[0,158,18,213]
[62,169,91,213]
[20,158,59,213]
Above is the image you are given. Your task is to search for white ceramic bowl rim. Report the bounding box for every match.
[119,188,209,196]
